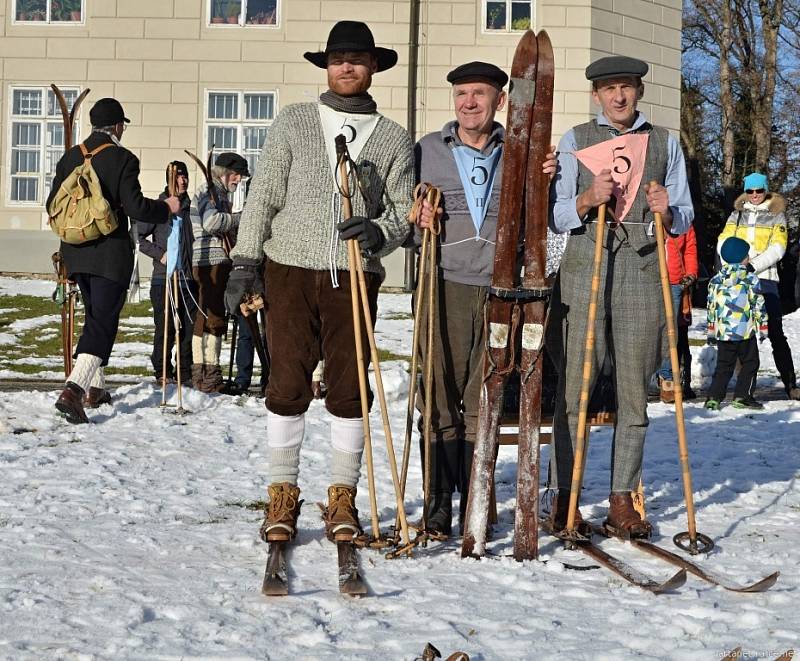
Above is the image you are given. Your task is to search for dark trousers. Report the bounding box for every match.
[708,337,759,401]
[150,278,198,378]
[756,280,797,391]
[265,261,380,418]
[73,273,127,365]
[234,310,267,390]
[193,263,231,337]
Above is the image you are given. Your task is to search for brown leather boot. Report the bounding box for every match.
[259,483,303,542]
[85,387,112,408]
[321,485,362,541]
[191,364,204,390]
[200,365,225,393]
[605,492,653,539]
[55,382,89,424]
[659,377,675,404]
[548,488,592,537]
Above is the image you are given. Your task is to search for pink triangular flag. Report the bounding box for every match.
[573,133,649,223]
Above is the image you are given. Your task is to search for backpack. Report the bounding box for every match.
[47,142,119,244]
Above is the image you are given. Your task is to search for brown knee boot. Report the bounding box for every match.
[259,483,303,542]
[605,492,653,539]
[321,485,363,541]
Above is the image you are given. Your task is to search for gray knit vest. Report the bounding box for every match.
[574,119,668,254]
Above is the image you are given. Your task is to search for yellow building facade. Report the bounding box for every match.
[0,0,683,284]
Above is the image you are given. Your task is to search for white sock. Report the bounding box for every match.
[202,333,222,366]
[90,366,105,389]
[331,415,364,454]
[312,360,325,382]
[266,411,305,449]
[67,354,102,392]
[192,334,203,364]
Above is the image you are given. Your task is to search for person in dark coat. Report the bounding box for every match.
[47,97,181,424]
[137,161,197,385]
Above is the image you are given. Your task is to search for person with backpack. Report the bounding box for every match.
[47,97,181,424]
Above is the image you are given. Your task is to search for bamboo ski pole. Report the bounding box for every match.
[161,164,177,407]
[564,203,607,539]
[652,194,711,554]
[336,135,411,547]
[67,287,75,376]
[337,139,381,541]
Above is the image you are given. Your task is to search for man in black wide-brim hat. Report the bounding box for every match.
[225,21,413,548]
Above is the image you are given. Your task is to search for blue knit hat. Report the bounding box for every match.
[743,172,768,192]
[720,236,750,265]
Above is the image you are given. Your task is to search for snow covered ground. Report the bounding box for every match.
[0,276,798,660]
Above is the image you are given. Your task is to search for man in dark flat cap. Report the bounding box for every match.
[411,61,559,536]
[225,21,413,546]
[189,151,249,393]
[547,55,694,537]
[48,97,181,424]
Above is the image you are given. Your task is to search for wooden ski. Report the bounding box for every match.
[461,29,554,561]
[261,541,289,596]
[514,30,554,562]
[337,541,367,596]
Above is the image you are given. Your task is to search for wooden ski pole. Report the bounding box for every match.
[422,186,441,532]
[67,285,75,376]
[172,270,185,412]
[161,164,178,407]
[397,185,431,533]
[564,203,607,540]
[336,135,410,547]
[652,196,712,554]
[337,138,381,541]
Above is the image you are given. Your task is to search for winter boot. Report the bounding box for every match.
[321,485,362,541]
[55,382,89,424]
[547,488,592,537]
[732,395,765,410]
[259,482,303,542]
[422,438,457,536]
[605,492,653,539]
[785,375,800,401]
[457,440,474,536]
[191,364,204,390]
[86,387,112,408]
[200,365,225,393]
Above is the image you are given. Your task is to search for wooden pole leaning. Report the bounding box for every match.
[397,185,431,525]
[564,203,608,541]
[334,135,411,548]
[421,187,441,533]
[161,164,177,408]
[172,269,185,412]
[651,195,712,554]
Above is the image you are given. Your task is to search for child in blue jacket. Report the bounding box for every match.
[706,236,768,409]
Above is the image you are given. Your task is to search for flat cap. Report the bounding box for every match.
[214,152,250,178]
[585,56,648,82]
[89,98,130,127]
[447,61,508,89]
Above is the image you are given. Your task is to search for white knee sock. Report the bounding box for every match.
[90,366,105,389]
[192,335,203,364]
[67,354,102,392]
[202,333,222,366]
[267,412,305,485]
[330,416,364,487]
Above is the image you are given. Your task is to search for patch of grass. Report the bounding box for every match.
[688,338,708,346]
[377,348,410,363]
[225,500,266,511]
[384,312,413,321]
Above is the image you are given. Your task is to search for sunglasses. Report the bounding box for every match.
[745,188,765,194]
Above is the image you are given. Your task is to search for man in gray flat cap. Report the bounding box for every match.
[547,55,694,537]
[412,61,559,536]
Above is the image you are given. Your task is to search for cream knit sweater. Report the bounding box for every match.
[231,102,413,278]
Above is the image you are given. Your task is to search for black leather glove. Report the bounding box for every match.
[680,274,696,288]
[225,258,264,314]
[337,215,385,257]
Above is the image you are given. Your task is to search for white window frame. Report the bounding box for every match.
[481,0,534,34]
[207,0,280,28]
[12,0,86,25]
[203,89,278,208]
[6,85,83,208]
